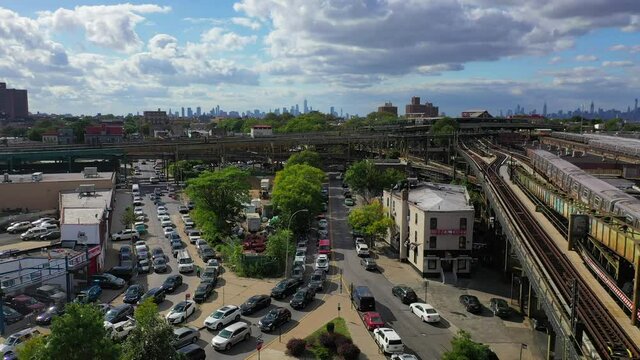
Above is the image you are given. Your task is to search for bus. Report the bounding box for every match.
[131,184,140,196]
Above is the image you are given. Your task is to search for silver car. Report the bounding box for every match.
[211,322,250,351]
[172,326,200,349]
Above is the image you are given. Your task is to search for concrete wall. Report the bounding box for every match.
[61,224,101,245]
[0,177,114,211]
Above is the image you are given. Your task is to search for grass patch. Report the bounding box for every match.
[304,317,351,348]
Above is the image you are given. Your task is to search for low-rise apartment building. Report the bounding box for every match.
[383,182,474,277]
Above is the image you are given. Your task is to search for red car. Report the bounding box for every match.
[362,311,384,331]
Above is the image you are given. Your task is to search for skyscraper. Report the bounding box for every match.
[590,101,594,115]
[330,106,335,116]
[196,107,201,117]
[635,98,638,113]
[542,102,547,117]
[303,99,308,114]
[187,107,193,117]
[181,107,185,118]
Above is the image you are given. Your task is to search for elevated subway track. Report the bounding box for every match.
[462,146,639,360]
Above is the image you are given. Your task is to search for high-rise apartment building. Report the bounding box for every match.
[0,82,28,121]
[303,99,308,114]
[378,102,398,116]
[196,107,201,117]
[181,107,185,118]
[405,96,438,117]
[187,107,193,117]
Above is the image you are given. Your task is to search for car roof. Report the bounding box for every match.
[377,327,401,339]
[219,305,238,312]
[174,326,196,335]
[223,322,248,331]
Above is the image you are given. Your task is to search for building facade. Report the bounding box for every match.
[0,82,28,121]
[84,124,124,145]
[383,182,474,277]
[144,110,170,136]
[405,96,438,118]
[41,131,59,144]
[251,125,273,138]
[461,110,493,118]
[377,102,398,116]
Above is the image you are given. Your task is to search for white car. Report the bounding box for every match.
[204,305,241,331]
[195,239,208,251]
[166,300,197,325]
[206,259,221,272]
[390,354,419,360]
[294,249,306,264]
[211,322,251,351]
[318,219,328,229]
[104,319,136,340]
[188,231,202,244]
[356,243,370,257]
[354,237,366,247]
[161,220,175,229]
[112,229,140,241]
[373,327,404,354]
[157,209,169,218]
[157,206,168,212]
[134,209,145,217]
[315,254,329,272]
[163,228,175,238]
[31,218,55,227]
[7,222,32,234]
[135,243,149,255]
[158,215,171,223]
[409,303,440,323]
[0,327,40,357]
[136,215,147,222]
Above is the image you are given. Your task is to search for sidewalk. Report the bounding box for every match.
[244,292,385,360]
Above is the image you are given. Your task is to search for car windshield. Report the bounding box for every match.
[203,270,215,277]
[275,281,287,289]
[125,287,139,295]
[425,308,437,314]
[218,329,232,339]
[319,245,330,251]
[179,258,193,264]
[293,293,304,300]
[5,335,19,346]
[311,274,322,281]
[212,311,224,319]
[370,315,383,323]
[265,311,277,320]
[174,303,186,312]
[105,310,119,321]
[495,300,508,308]
[317,259,327,265]
[154,258,165,265]
[468,298,479,304]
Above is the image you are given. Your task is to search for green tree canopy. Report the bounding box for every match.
[281,112,331,133]
[272,164,326,232]
[121,206,136,229]
[344,160,405,203]
[442,330,498,360]
[286,149,322,169]
[186,167,250,240]
[347,199,393,245]
[19,303,119,360]
[120,299,181,360]
[169,160,205,181]
[266,229,294,274]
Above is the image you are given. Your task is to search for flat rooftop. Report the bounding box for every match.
[59,189,113,226]
[63,208,103,225]
[2,171,114,184]
[407,182,473,212]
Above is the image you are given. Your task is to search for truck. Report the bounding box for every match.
[260,179,270,191]
[246,213,261,232]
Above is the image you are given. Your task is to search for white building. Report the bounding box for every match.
[383,182,474,278]
[250,125,273,138]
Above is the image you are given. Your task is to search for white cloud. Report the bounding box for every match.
[602,60,634,68]
[198,27,257,51]
[548,56,562,64]
[37,4,171,53]
[231,17,260,30]
[575,54,598,61]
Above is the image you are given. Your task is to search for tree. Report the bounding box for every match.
[27,128,44,141]
[431,117,458,146]
[265,229,294,273]
[286,149,322,169]
[186,167,250,239]
[69,118,92,143]
[121,206,136,229]
[19,303,119,360]
[16,335,48,360]
[442,330,498,360]
[271,164,325,232]
[141,123,151,136]
[347,199,393,247]
[169,160,204,181]
[604,118,622,131]
[344,160,404,203]
[120,299,180,360]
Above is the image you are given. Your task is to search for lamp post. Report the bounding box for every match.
[285,209,309,277]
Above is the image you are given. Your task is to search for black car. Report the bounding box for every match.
[2,306,24,324]
[176,344,206,360]
[152,247,166,260]
[459,295,482,314]
[270,278,302,299]
[240,294,271,315]
[308,270,326,293]
[171,240,184,257]
[90,273,126,289]
[201,268,218,282]
[140,287,166,304]
[39,230,61,240]
[162,275,184,293]
[35,305,63,325]
[290,288,314,310]
[392,285,418,304]
[104,304,134,324]
[198,246,216,262]
[193,282,214,303]
[258,307,291,332]
[360,258,377,271]
[107,265,137,282]
[489,298,511,318]
[123,284,145,304]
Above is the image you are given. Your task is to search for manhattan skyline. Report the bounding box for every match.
[0,1,639,117]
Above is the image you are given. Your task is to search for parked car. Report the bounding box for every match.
[315,254,329,272]
[489,298,511,318]
[308,270,327,292]
[111,229,139,241]
[459,295,482,314]
[206,258,221,272]
[166,300,197,325]
[373,327,404,354]
[203,305,241,331]
[75,285,102,303]
[201,267,218,282]
[361,257,377,271]
[270,278,302,299]
[32,284,66,305]
[172,326,200,349]
[6,295,45,315]
[211,322,251,351]
[104,304,134,324]
[193,282,214,304]
[39,230,61,240]
[291,265,304,281]
[152,247,165,260]
[258,307,291,332]
[344,198,355,206]
[198,245,216,262]
[0,328,40,357]
[6,222,31,234]
[2,306,24,325]
[239,295,271,315]
[390,354,420,360]
[153,257,168,273]
[289,288,314,310]
[105,318,137,341]
[294,249,306,264]
[138,258,151,274]
[195,239,207,251]
[176,344,206,360]
[409,303,440,323]
[91,274,126,289]
[187,230,202,244]
[362,311,385,331]
[107,265,137,282]
[178,205,190,214]
[392,285,418,304]
[171,239,184,257]
[35,305,65,326]
[187,201,195,210]
[123,284,145,304]
[31,218,55,227]
[162,275,183,293]
[140,287,166,304]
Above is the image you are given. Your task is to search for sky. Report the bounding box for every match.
[0,0,639,117]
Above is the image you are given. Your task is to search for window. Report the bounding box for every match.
[429,236,437,249]
[415,213,418,225]
[460,218,467,230]
[459,236,466,249]
[427,259,437,270]
[386,198,389,206]
[457,259,466,271]
[414,231,417,242]
[413,247,418,263]
[430,218,437,230]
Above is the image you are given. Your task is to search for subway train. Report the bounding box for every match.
[527,149,640,228]
[551,132,640,158]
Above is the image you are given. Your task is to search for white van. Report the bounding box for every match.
[177,250,194,273]
[20,225,56,240]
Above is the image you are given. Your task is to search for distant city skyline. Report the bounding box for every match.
[0,1,639,118]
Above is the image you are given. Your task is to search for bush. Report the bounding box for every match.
[337,343,361,360]
[319,333,351,353]
[311,346,331,360]
[334,333,351,349]
[326,322,335,333]
[286,338,307,357]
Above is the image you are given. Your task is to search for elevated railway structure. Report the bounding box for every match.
[460,145,640,360]
[542,133,640,165]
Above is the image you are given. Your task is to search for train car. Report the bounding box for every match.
[613,200,640,229]
[551,132,589,144]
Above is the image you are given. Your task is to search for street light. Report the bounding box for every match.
[285,209,309,277]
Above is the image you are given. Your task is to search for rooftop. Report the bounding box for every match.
[405,182,473,212]
[62,207,104,225]
[2,171,114,184]
[60,188,113,215]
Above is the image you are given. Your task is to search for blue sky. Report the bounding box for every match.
[0,0,638,117]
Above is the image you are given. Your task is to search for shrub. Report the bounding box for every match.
[319,333,351,353]
[338,343,361,360]
[326,322,335,333]
[311,346,331,360]
[333,333,351,349]
[286,338,307,357]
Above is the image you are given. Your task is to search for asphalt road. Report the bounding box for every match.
[328,175,453,359]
